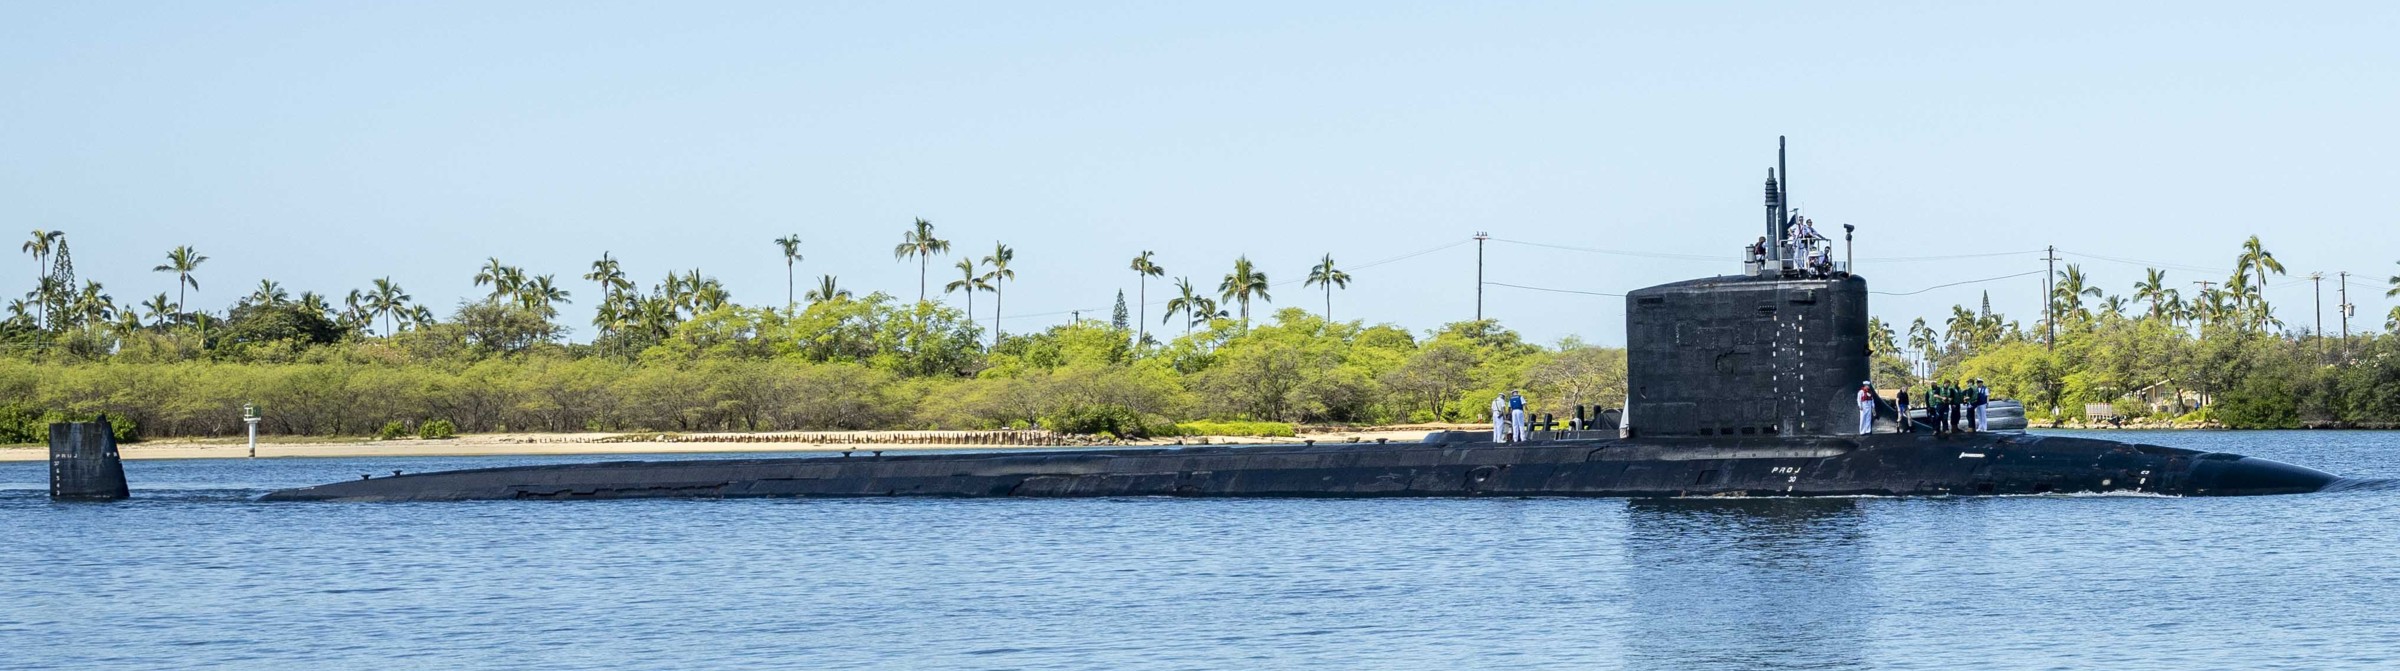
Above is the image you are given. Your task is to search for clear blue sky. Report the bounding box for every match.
[6,1,2397,344]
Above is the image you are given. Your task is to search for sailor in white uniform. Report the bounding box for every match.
[1858,382,1877,435]
[1491,394,1509,443]
[1973,380,1991,431]
[1508,390,1529,443]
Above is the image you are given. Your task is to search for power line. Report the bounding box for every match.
[1484,281,1625,298]
[1855,249,2041,262]
[1870,270,2045,296]
[994,238,1474,322]
[2055,249,2223,274]
[1489,238,1724,261]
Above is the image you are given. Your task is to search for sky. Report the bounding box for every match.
[5,1,2398,346]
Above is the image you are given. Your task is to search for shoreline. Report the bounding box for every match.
[7,424,2383,462]
[0,427,1459,462]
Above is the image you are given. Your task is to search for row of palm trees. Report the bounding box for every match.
[21,220,1371,353]
[2055,236,2306,333]
[1876,236,2400,374]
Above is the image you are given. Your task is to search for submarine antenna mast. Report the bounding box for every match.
[1766,137,1785,260]
[1764,170,1780,263]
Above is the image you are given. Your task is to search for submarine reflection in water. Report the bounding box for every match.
[258,139,2345,503]
[1622,499,1868,671]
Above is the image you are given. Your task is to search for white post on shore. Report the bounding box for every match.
[242,403,261,459]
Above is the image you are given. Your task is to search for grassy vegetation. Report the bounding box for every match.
[1170,421,1297,438]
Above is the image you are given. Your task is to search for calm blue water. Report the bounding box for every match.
[4,430,2397,670]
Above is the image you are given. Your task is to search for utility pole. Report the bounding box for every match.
[2339,271,2351,339]
[2043,245,2058,350]
[1474,231,1489,321]
[2312,272,2324,340]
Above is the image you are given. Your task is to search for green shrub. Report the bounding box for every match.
[1170,420,1296,437]
[0,405,41,444]
[377,421,410,440]
[0,407,140,444]
[418,419,457,440]
[106,416,141,443]
[1041,404,1155,438]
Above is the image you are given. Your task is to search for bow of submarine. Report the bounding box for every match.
[2182,453,2341,496]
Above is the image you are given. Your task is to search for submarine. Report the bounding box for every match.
[263,141,2342,502]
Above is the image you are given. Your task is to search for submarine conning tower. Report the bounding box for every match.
[1626,274,1868,438]
[1624,136,1871,438]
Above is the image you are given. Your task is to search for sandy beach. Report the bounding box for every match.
[0,426,1466,462]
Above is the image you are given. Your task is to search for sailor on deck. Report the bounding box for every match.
[1491,393,1509,443]
[1973,379,1991,431]
[1509,390,1529,443]
[1896,387,1912,433]
[1785,213,1814,263]
[1857,382,1877,435]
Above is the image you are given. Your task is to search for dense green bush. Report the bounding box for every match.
[0,405,140,444]
[1171,420,1297,437]
[1041,404,1157,438]
[377,421,410,440]
[418,419,457,440]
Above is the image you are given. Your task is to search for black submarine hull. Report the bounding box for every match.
[261,432,2338,502]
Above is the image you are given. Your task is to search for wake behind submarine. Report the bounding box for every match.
[264,141,2341,502]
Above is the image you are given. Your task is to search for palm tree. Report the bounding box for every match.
[1907,317,1937,376]
[2195,285,2230,326]
[1944,306,1980,352]
[140,293,175,327]
[945,258,991,325]
[2051,264,2100,322]
[2225,272,2260,328]
[152,245,207,313]
[1129,251,1165,346]
[773,235,803,312]
[892,218,950,304]
[367,277,410,337]
[523,274,571,316]
[1866,317,1895,357]
[110,303,140,336]
[659,272,691,316]
[2133,268,2175,320]
[21,230,61,328]
[248,279,288,307]
[2100,294,2130,318]
[1218,256,1271,330]
[1163,277,1209,338]
[584,252,632,301]
[473,257,526,300]
[584,252,633,339]
[296,291,332,319]
[2235,235,2286,305]
[72,280,114,327]
[980,242,1015,343]
[1302,253,1351,321]
[691,279,731,313]
[341,289,370,333]
[2384,260,2398,298]
[805,275,851,303]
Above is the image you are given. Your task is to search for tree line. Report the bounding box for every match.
[1869,236,2400,428]
[4,224,1624,442]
